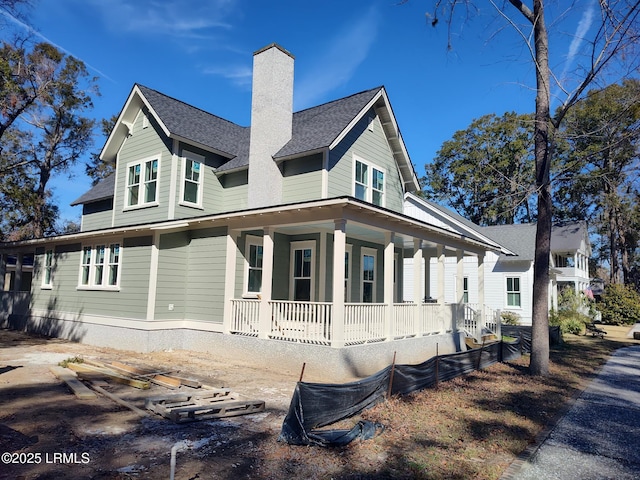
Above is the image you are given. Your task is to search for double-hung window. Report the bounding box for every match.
[362,247,377,303]
[506,277,521,307]
[290,241,315,302]
[79,243,122,289]
[354,157,385,207]
[42,249,53,288]
[181,152,204,207]
[126,157,158,207]
[245,236,263,295]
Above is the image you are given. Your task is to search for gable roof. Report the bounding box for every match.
[551,221,590,255]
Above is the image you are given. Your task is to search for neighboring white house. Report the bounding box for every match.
[403,194,592,325]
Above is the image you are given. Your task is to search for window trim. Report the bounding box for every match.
[289,240,315,302]
[124,155,160,210]
[179,151,205,209]
[78,242,122,291]
[353,155,385,207]
[505,276,522,308]
[361,247,377,303]
[243,235,263,297]
[41,249,54,289]
[345,244,353,303]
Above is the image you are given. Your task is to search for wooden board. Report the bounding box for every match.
[49,366,97,400]
[108,361,180,389]
[66,362,150,389]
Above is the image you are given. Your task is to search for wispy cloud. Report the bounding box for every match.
[559,2,595,85]
[294,5,381,109]
[87,0,236,39]
[0,7,115,82]
[202,64,252,87]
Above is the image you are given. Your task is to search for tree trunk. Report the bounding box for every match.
[529,0,550,376]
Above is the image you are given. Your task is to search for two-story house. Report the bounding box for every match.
[0,44,508,380]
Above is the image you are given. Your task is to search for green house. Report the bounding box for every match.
[0,44,506,380]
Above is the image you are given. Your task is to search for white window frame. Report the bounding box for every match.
[361,247,377,303]
[506,276,522,308]
[290,240,315,302]
[78,242,122,290]
[243,235,263,297]
[345,244,353,303]
[180,151,205,208]
[41,249,53,289]
[125,155,160,209]
[353,155,385,207]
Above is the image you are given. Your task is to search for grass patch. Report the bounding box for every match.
[256,329,636,479]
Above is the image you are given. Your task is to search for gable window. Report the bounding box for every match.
[79,243,122,289]
[181,152,204,207]
[244,236,263,295]
[290,241,315,302]
[126,157,158,208]
[362,247,377,303]
[354,157,385,207]
[42,249,53,288]
[506,277,521,307]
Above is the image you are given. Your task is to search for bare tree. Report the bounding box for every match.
[420,0,640,375]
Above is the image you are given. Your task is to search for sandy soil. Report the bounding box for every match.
[0,329,301,480]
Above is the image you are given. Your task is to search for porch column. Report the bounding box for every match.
[456,249,464,332]
[0,254,5,291]
[384,232,395,340]
[436,245,445,303]
[423,246,431,301]
[222,229,239,334]
[331,220,346,347]
[258,227,275,339]
[13,253,22,292]
[413,239,423,335]
[478,253,485,330]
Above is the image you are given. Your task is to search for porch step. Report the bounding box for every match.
[464,334,499,350]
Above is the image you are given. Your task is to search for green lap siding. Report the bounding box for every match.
[282,154,323,203]
[31,236,152,320]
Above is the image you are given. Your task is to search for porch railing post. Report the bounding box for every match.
[331,220,346,347]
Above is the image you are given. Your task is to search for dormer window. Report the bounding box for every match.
[126,156,159,208]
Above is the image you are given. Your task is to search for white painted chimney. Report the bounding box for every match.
[247,43,294,208]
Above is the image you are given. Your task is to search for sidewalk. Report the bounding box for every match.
[503,345,640,479]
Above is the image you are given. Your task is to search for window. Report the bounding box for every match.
[79,243,121,289]
[126,157,158,207]
[362,248,376,303]
[354,157,385,207]
[42,249,53,288]
[290,241,315,301]
[463,277,469,303]
[506,277,521,307]
[344,245,353,302]
[181,152,204,207]
[245,236,263,294]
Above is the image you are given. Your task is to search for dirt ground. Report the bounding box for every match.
[0,329,302,480]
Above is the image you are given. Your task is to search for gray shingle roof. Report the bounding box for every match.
[137,85,247,158]
[70,174,115,206]
[481,224,537,261]
[551,221,588,253]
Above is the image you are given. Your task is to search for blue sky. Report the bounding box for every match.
[2,0,602,223]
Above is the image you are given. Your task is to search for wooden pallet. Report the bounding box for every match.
[145,389,265,423]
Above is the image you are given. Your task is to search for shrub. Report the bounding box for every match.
[500,311,520,325]
[598,283,640,325]
[550,287,593,334]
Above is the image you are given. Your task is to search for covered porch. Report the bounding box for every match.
[220,198,503,347]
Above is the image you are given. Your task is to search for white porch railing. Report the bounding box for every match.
[463,303,501,342]
[229,299,260,336]
[344,303,387,345]
[228,299,496,347]
[269,300,332,345]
